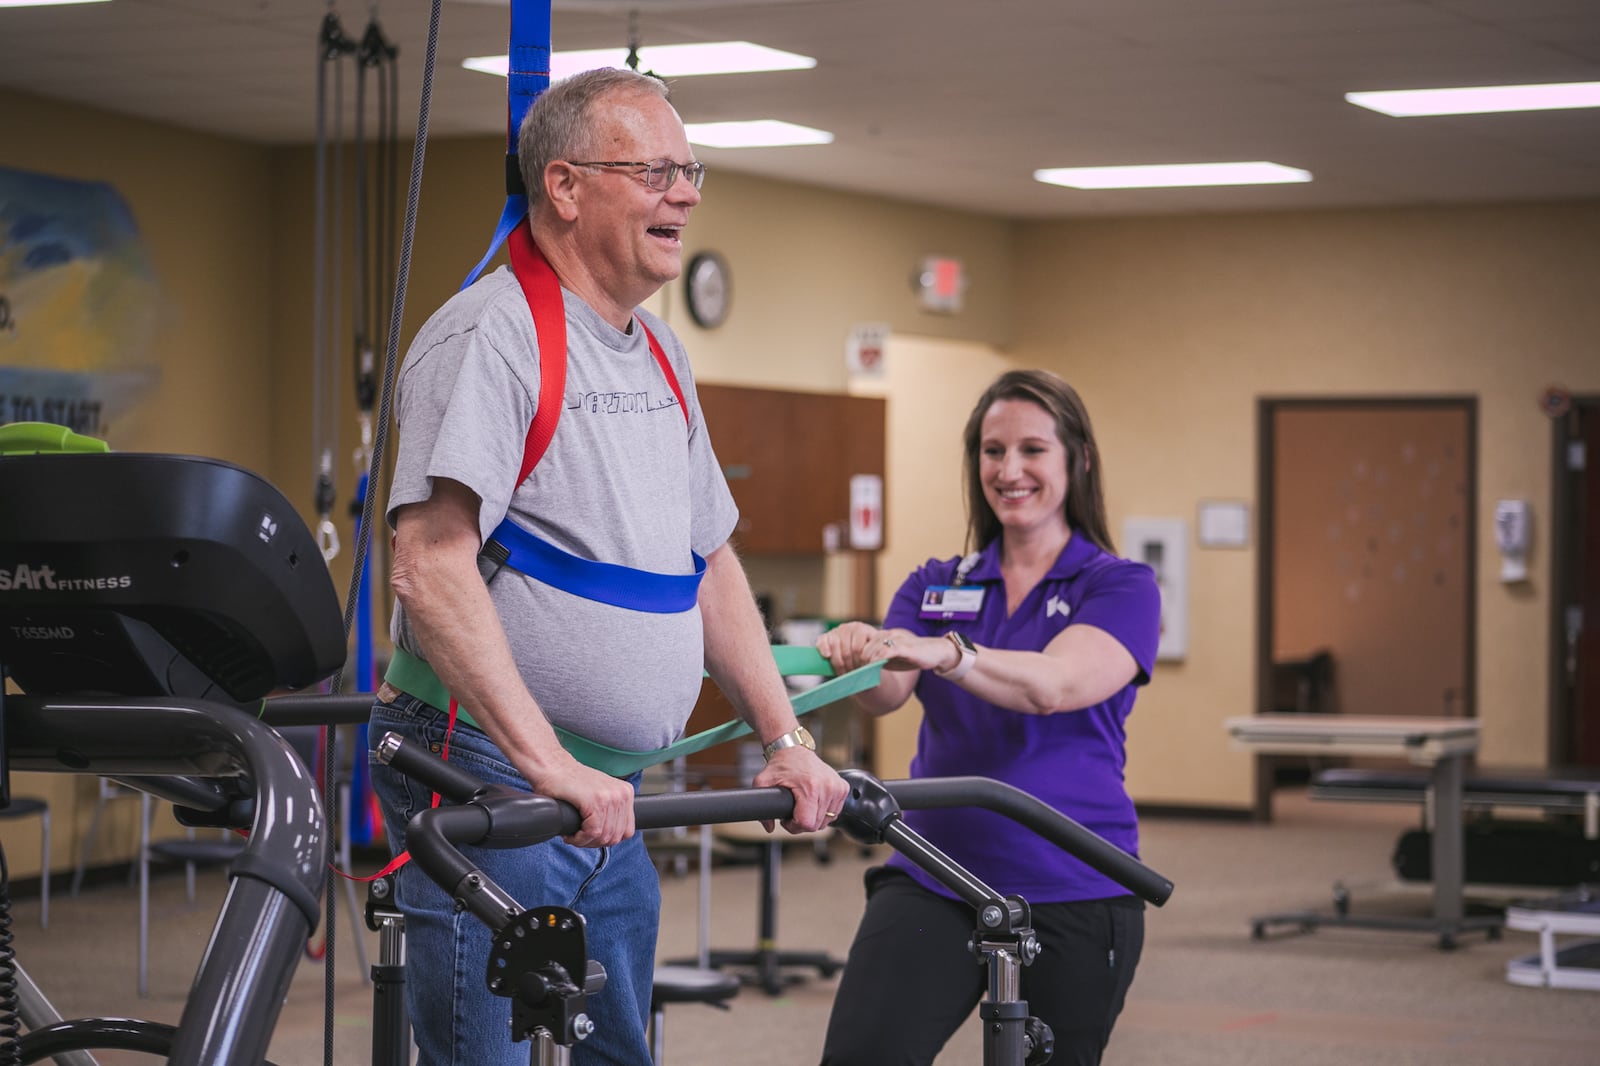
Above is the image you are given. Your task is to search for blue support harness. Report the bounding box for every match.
[484,518,706,614]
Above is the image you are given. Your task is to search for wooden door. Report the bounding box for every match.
[1257,398,1476,815]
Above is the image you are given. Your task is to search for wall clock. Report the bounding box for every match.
[685,251,731,329]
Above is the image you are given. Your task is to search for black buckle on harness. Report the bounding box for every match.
[480,538,513,586]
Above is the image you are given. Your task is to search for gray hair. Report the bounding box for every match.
[518,68,670,210]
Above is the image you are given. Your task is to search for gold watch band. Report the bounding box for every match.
[762,725,816,761]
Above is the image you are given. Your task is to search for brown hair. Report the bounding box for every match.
[961,369,1115,554]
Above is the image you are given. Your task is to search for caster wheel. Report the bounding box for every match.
[1488,926,1503,941]
[1251,922,1266,940]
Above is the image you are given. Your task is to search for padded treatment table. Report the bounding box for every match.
[1225,714,1501,949]
[1310,765,1600,840]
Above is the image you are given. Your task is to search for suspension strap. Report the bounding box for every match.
[462,0,550,289]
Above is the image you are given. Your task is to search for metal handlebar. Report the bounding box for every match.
[375,732,1173,933]
[882,776,1173,906]
[6,695,328,1066]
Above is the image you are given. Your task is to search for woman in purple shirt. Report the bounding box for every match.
[816,369,1161,1066]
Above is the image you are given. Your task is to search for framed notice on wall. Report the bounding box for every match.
[1123,517,1188,661]
[1197,499,1251,548]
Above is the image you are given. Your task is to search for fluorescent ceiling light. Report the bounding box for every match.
[462,55,511,77]
[1346,81,1600,117]
[686,120,832,148]
[1033,162,1312,190]
[0,0,112,6]
[463,41,816,81]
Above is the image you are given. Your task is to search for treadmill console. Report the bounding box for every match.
[0,451,346,702]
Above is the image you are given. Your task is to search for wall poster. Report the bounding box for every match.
[0,166,161,439]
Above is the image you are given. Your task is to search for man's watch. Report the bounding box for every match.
[762,725,816,762]
[935,631,978,682]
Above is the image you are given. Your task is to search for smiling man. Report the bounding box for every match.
[370,68,846,1066]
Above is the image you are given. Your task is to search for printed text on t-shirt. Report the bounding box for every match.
[567,390,680,415]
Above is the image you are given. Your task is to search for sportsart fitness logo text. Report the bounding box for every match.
[0,562,133,592]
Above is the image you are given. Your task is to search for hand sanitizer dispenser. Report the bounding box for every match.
[1493,499,1531,583]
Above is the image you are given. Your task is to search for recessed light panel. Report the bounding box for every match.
[686,120,833,148]
[463,41,816,81]
[1033,162,1312,190]
[1346,82,1600,117]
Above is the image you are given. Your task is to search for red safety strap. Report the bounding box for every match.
[506,219,688,488]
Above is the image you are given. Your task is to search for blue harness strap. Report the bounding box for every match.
[462,0,550,290]
[485,517,706,614]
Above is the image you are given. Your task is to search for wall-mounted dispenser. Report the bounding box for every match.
[1493,499,1532,583]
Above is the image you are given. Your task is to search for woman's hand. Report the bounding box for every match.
[814,622,930,716]
[816,622,958,674]
[815,621,891,672]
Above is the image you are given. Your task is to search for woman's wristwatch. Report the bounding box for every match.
[934,631,978,681]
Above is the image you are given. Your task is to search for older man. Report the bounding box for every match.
[370,67,847,1065]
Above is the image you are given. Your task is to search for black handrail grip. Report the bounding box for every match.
[885,777,1173,906]
[258,692,377,727]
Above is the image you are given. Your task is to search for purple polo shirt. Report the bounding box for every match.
[885,534,1160,903]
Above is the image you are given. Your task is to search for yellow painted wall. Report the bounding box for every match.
[1012,204,1600,807]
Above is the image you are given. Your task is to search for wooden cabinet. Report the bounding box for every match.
[696,384,886,555]
[685,385,888,782]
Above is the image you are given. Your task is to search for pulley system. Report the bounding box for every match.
[310,4,400,574]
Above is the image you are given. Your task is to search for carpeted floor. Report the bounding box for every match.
[4,789,1597,1065]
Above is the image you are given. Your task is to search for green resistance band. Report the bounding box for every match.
[0,422,111,456]
[384,644,884,776]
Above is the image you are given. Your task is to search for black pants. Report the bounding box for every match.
[820,866,1143,1066]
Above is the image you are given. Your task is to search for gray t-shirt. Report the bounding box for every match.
[387,265,739,752]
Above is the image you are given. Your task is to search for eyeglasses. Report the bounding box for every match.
[565,158,707,192]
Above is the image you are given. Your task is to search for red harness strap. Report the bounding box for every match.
[506,220,689,484]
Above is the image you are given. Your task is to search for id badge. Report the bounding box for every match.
[920,585,984,621]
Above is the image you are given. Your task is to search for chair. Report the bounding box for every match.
[648,964,739,1065]
[138,791,246,997]
[70,777,140,897]
[0,795,50,928]
[1269,649,1338,786]
[693,821,843,996]
[643,771,743,1063]
[1271,649,1336,715]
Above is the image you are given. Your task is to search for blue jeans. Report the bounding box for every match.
[369,693,659,1066]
